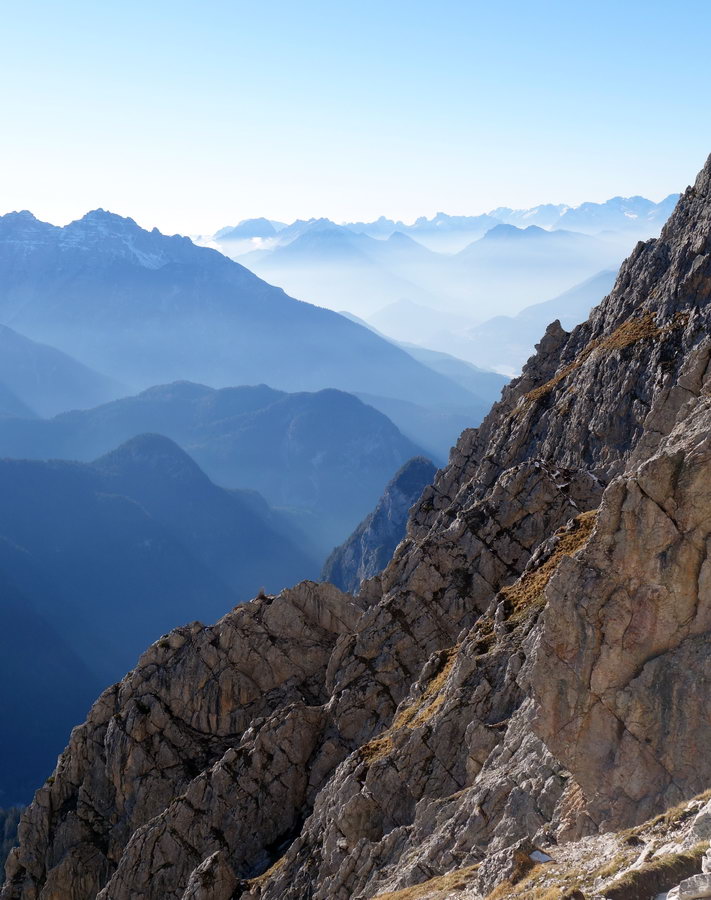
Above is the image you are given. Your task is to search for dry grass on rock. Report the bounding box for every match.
[371,864,480,899]
[520,311,688,407]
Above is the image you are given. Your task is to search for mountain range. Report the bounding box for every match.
[6,157,710,900]
[238,224,451,318]
[0,382,431,552]
[0,205,501,812]
[207,193,678,254]
[0,324,120,417]
[0,186,683,880]
[199,196,675,369]
[228,217,624,324]
[0,210,480,419]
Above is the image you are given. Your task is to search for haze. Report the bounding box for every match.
[1,0,710,235]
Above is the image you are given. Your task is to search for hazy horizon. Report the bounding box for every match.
[0,190,682,240]
[2,1,710,235]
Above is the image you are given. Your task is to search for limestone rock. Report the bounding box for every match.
[530,386,711,827]
[668,872,711,900]
[180,851,238,900]
[3,581,361,899]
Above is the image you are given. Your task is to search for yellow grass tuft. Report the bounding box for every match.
[499,510,597,618]
[620,787,711,842]
[520,310,688,408]
[244,853,287,888]
[360,734,396,763]
[360,645,461,765]
[371,863,480,899]
[480,792,711,899]
[392,645,460,731]
[603,842,705,900]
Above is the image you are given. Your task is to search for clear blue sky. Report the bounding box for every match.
[1,0,710,234]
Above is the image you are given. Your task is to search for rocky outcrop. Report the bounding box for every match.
[321,456,437,593]
[3,582,363,899]
[5,155,711,899]
[445,791,711,899]
[531,377,711,830]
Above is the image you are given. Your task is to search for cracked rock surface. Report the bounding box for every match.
[5,155,711,899]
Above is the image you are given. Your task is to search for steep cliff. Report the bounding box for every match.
[5,155,711,900]
[322,456,437,593]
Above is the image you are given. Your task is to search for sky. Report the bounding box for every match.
[1,0,710,235]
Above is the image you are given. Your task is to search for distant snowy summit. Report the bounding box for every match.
[0,208,200,270]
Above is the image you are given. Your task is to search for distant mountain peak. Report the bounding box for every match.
[53,209,201,270]
[7,209,38,222]
[93,433,208,484]
[272,222,369,259]
[482,223,546,240]
[68,209,155,241]
[386,230,420,246]
[80,208,137,226]
[0,210,57,241]
[216,218,278,241]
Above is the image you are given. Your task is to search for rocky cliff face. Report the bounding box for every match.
[5,155,711,900]
[321,456,437,593]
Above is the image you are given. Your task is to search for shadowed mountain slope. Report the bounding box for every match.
[0,571,100,807]
[0,435,317,681]
[321,456,437,593]
[0,324,119,416]
[0,384,34,419]
[0,383,426,551]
